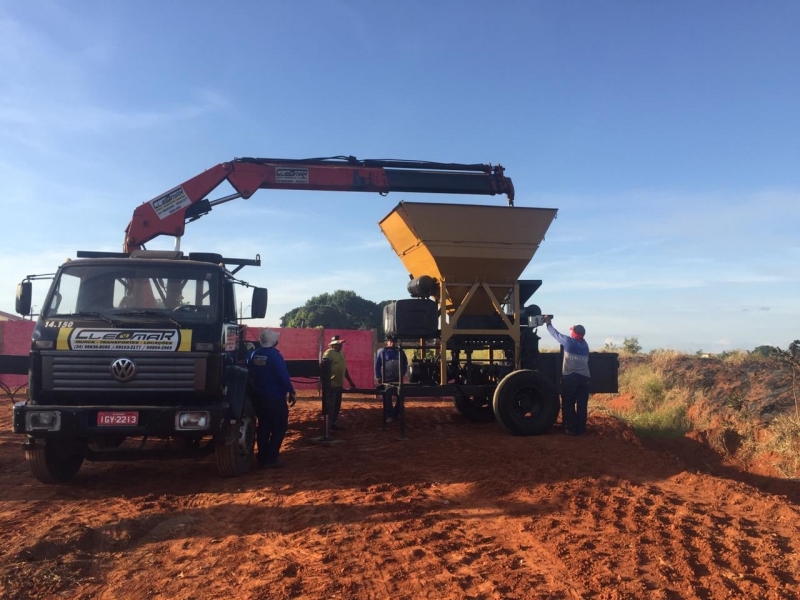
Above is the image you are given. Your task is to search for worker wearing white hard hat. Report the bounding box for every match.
[246,329,296,468]
[322,335,356,431]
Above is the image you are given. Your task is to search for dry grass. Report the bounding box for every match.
[758,415,800,477]
[647,349,684,370]
[610,352,799,477]
[611,363,692,437]
[718,349,752,365]
[623,401,690,438]
[623,366,665,412]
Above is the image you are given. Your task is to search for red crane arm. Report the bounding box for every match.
[123,156,515,252]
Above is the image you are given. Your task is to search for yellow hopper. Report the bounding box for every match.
[378,202,558,316]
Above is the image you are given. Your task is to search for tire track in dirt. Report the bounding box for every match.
[512,473,799,599]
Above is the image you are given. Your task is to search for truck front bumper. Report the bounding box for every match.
[12,403,230,438]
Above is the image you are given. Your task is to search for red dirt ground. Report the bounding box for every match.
[1,393,798,600]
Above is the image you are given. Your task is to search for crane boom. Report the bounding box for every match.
[123,156,515,251]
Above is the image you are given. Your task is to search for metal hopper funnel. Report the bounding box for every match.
[378,202,557,315]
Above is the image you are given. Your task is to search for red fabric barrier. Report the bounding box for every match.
[0,320,35,388]
[244,327,322,390]
[244,327,377,390]
[0,321,378,392]
[322,328,376,390]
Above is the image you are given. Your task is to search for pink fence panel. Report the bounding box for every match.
[244,327,322,359]
[0,320,35,388]
[322,329,376,390]
[245,327,377,390]
[244,327,324,390]
[0,322,379,392]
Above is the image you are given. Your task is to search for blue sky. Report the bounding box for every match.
[1,1,798,353]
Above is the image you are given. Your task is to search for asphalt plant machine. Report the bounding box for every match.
[8,156,519,481]
[377,201,619,435]
[6,155,618,485]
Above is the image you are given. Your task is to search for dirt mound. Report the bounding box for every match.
[1,394,798,599]
[611,353,799,478]
[641,354,794,422]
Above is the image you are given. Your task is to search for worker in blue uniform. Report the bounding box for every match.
[247,329,296,468]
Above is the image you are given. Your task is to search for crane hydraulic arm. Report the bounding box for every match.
[123,156,515,252]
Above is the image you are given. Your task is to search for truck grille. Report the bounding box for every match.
[42,353,206,391]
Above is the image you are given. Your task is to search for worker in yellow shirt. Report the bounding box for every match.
[322,335,356,431]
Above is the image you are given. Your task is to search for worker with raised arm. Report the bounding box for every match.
[543,316,591,436]
[247,329,296,468]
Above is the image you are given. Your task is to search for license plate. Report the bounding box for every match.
[97,411,138,426]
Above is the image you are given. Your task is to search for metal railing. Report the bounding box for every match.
[0,354,29,402]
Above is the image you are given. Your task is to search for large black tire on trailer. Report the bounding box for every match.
[215,397,256,477]
[453,394,496,422]
[493,370,559,436]
[25,439,85,483]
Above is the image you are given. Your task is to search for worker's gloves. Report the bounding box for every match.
[288,393,297,407]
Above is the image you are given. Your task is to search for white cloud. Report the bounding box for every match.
[0,90,230,136]
[0,15,228,143]
[0,7,796,353]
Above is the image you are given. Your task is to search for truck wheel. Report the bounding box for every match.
[215,397,255,477]
[493,370,559,436]
[25,439,84,483]
[453,394,495,422]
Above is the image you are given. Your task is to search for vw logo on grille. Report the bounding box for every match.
[110,358,137,383]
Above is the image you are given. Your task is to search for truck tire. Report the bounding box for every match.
[25,439,84,484]
[453,394,495,422]
[493,370,559,436]
[215,397,255,477]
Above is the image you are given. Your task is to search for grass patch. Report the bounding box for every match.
[624,402,690,438]
[619,364,665,412]
[647,349,684,370]
[613,363,692,437]
[760,415,800,477]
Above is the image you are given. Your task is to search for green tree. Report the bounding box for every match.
[752,345,778,357]
[623,337,642,354]
[280,290,384,332]
[280,306,301,326]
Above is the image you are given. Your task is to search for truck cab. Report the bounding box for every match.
[13,250,267,483]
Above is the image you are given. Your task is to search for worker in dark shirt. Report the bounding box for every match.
[374,335,408,422]
[544,316,591,436]
[247,329,296,468]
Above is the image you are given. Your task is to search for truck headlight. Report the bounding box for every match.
[175,411,210,430]
[26,411,61,431]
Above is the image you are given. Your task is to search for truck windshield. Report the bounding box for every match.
[44,263,219,323]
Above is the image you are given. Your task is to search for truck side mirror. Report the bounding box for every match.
[16,281,32,316]
[251,287,268,319]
